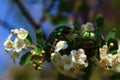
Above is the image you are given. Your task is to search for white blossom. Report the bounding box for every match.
[13,38,25,52]
[99,45,108,59]
[61,55,73,70]
[100,54,117,67]
[70,49,88,67]
[4,34,13,51]
[51,52,61,65]
[16,28,28,40]
[54,40,68,52]
[81,22,95,32]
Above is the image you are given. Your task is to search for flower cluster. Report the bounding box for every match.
[99,45,120,70]
[4,28,28,61]
[3,18,120,80]
[51,40,88,78]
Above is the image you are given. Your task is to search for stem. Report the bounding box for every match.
[26,44,36,48]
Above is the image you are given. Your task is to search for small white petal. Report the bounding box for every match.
[51,52,61,64]
[62,55,68,59]
[81,22,95,32]
[86,22,94,31]
[70,50,76,55]
[86,22,93,27]
[84,63,88,67]
[80,53,86,60]
[8,34,12,39]
[62,55,73,70]
[4,34,13,51]
[81,24,85,31]
[78,49,85,54]
[78,59,85,65]
[17,28,28,40]
[103,45,108,49]
[13,38,25,52]
[14,29,19,33]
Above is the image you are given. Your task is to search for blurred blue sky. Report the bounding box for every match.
[0,0,55,79]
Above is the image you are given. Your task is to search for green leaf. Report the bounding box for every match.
[106,29,118,53]
[95,14,104,33]
[19,52,32,65]
[107,38,118,53]
[106,29,116,41]
[36,28,44,46]
[25,34,32,45]
[33,47,42,55]
[110,50,117,55]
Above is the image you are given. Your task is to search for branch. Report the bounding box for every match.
[15,0,39,29]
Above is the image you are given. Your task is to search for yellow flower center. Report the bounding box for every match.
[100,49,106,54]
[20,33,25,38]
[65,58,71,65]
[102,58,108,63]
[85,26,91,31]
[17,40,23,48]
[7,41,13,49]
[58,44,63,48]
[75,53,80,60]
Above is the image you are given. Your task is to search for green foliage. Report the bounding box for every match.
[36,28,44,46]
[33,46,43,55]
[95,14,104,33]
[110,50,117,55]
[107,38,118,53]
[25,34,32,45]
[106,29,118,53]
[106,29,116,41]
[19,52,32,65]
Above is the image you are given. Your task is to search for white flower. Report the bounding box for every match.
[81,22,95,32]
[70,49,88,67]
[4,34,13,51]
[61,55,73,70]
[16,28,28,40]
[99,45,108,59]
[54,40,68,52]
[51,52,61,65]
[116,54,120,63]
[100,54,117,67]
[13,38,25,52]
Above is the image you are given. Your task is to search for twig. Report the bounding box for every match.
[15,0,39,29]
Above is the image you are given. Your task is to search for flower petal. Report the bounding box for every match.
[13,38,25,52]
[4,34,13,51]
[17,28,28,40]
[54,40,68,52]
